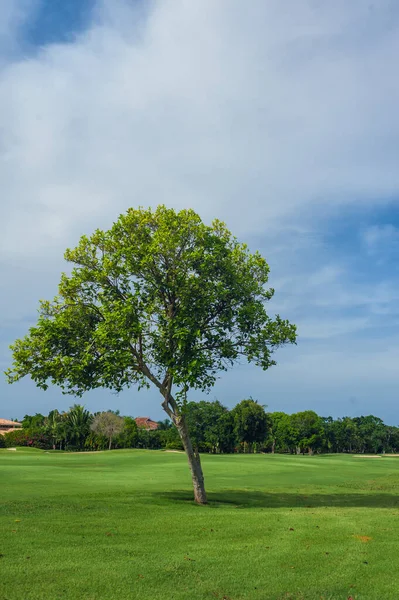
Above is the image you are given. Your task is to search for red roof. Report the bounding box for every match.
[135,417,159,430]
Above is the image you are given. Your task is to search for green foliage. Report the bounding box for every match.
[267,411,296,453]
[164,439,184,450]
[157,419,173,431]
[290,410,325,454]
[116,416,139,448]
[8,401,399,455]
[6,206,296,407]
[67,404,93,449]
[135,428,164,450]
[43,409,67,449]
[21,413,45,430]
[4,429,30,447]
[232,399,268,451]
[185,400,235,453]
[353,415,387,453]
[3,428,51,449]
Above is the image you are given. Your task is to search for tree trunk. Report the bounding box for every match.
[108,436,112,451]
[175,414,207,505]
[159,381,207,505]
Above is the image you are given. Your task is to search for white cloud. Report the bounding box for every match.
[1,0,399,261]
[271,338,399,389]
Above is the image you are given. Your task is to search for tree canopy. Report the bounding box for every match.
[232,399,268,451]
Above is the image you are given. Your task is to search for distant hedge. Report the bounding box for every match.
[3,429,51,449]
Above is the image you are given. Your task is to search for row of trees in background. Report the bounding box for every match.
[2,399,398,455]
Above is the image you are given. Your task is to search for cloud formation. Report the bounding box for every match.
[1,0,399,421]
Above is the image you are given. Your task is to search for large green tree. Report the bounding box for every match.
[21,413,45,431]
[267,411,296,454]
[353,416,386,454]
[185,400,235,454]
[290,410,325,455]
[232,399,268,452]
[5,206,296,504]
[118,416,139,448]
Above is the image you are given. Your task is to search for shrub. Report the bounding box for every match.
[165,440,184,451]
[4,428,51,449]
[4,429,31,447]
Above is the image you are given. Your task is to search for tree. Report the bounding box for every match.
[353,415,386,454]
[199,401,235,454]
[267,411,294,453]
[91,411,125,450]
[44,409,64,450]
[5,205,296,504]
[386,426,399,453]
[157,419,173,431]
[333,417,359,453]
[67,404,93,449]
[320,416,335,453]
[118,416,139,448]
[232,399,268,452]
[185,400,235,454]
[21,413,45,431]
[290,410,325,455]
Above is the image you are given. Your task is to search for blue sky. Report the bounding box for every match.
[1,0,399,423]
[23,0,96,47]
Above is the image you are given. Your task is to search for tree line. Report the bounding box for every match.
[2,399,398,455]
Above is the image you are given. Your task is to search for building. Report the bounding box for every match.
[0,419,22,435]
[135,417,159,431]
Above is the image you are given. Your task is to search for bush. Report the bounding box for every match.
[0,435,6,448]
[4,429,31,447]
[63,444,82,452]
[165,440,184,451]
[4,428,51,449]
[84,432,108,451]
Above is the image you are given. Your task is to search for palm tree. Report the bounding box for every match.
[44,409,65,450]
[67,404,93,450]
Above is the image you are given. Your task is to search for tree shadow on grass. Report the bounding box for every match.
[161,489,399,509]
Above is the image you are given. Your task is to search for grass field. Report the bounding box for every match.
[1,449,399,600]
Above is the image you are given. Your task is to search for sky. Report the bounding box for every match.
[1,0,399,423]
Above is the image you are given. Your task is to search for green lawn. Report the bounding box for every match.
[1,450,399,600]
